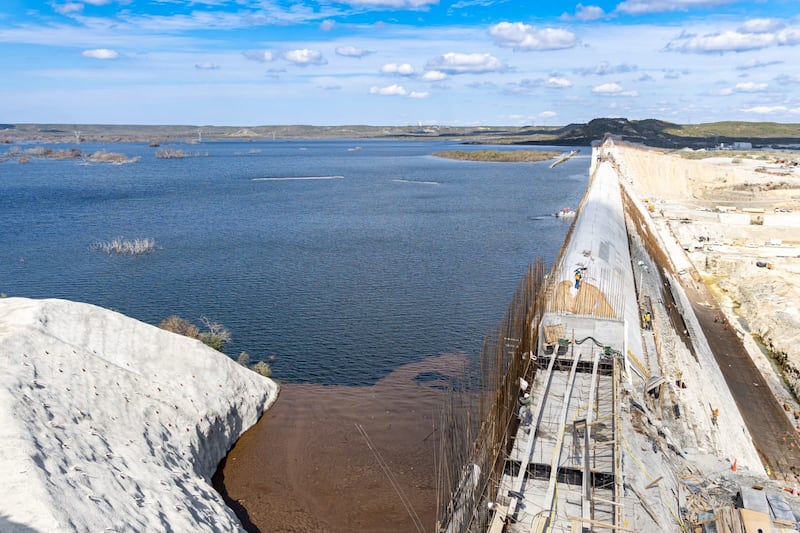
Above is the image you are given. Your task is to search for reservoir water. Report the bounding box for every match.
[1,139,589,385]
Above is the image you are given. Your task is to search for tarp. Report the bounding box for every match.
[766,493,796,526]
[735,486,770,515]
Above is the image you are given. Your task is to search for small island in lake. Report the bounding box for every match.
[432,149,562,162]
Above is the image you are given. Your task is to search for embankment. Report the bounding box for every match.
[0,297,278,532]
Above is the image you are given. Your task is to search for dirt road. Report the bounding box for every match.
[683,279,800,483]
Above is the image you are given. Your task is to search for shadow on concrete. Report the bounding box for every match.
[1,515,42,533]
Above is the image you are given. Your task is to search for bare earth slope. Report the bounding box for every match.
[0,297,278,532]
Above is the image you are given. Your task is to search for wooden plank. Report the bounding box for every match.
[538,355,582,531]
[503,351,559,521]
[645,476,663,489]
[582,352,601,523]
[629,484,661,528]
[565,514,636,532]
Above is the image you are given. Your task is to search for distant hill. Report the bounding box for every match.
[510,118,800,148]
[3,119,800,148]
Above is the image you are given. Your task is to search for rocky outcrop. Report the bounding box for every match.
[711,260,800,400]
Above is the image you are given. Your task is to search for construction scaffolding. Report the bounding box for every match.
[437,148,641,533]
[435,260,547,532]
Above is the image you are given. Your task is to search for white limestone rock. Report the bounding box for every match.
[0,297,278,532]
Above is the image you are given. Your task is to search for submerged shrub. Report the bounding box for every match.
[238,351,274,378]
[158,315,230,352]
[250,361,272,378]
[159,317,274,379]
[88,151,140,164]
[159,316,201,339]
[91,237,157,255]
[198,316,231,351]
[155,148,187,159]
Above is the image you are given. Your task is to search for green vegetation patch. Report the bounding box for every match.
[666,121,800,138]
[433,149,561,162]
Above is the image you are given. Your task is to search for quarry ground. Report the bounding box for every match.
[616,145,800,460]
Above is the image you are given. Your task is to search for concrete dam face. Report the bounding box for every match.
[437,140,800,533]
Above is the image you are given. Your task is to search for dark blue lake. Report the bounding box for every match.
[1,139,589,385]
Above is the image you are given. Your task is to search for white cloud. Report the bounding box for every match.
[733,81,768,92]
[489,22,576,51]
[282,49,326,66]
[592,82,623,94]
[737,59,782,70]
[421,70,448,81]
[546,77,572,88]
[504,78,542,94]
[616,0,735,15]
[345,0,438,7]
[592,82,638,96]
[539,111,557,118]
[426,52,505,74]
[577,4,605,20]
[381,63,415,75]
[739,18,784,34]
[243,50,275,63]
[335,46,372,58]
[563,4,605,21]
[741,105,787,114]
[194,62,220,70]
[667,23,800,55]
[54,2,84,14]
[670,30,777,53]
[775,73,800,85]
[370,84,408,96]
[83,0,113,4]
[716,81,768,96]
[449,0,495,8]
[409,91,429,98]
[82,48,118,59]
[575,62,637,76]
[778,27,800,46]
[320,20,336,31]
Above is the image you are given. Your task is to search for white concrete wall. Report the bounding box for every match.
[542,147,644,363]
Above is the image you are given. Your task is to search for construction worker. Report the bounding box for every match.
[644,312,652,330]
[519,392,532,407]
[574,268,583,289]
[711,407,719,426]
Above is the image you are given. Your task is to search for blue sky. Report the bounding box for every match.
[1,0,799,126]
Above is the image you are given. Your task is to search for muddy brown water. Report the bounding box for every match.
[213,353,469,532]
